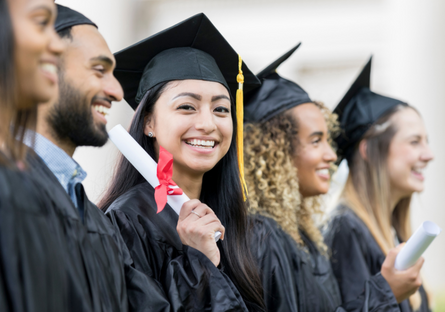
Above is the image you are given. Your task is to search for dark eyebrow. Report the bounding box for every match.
[173,92,202,101]
[90,55,114,67]
[309,131,324,137]
[211,95,230,102]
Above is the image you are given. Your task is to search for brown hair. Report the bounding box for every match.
[341,104,425,309]
[244,101,339,253]
[0,0,36,166]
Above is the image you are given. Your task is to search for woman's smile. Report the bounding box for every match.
[183,137,220,154]
[315,168,330,180]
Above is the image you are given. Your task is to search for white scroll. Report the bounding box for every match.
[108,124,222,241]
[394,221,441,270]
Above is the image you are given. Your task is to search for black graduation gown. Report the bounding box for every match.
[250,214,344,312]
[324,205,431,312]
[0,164,68,312]
[105,181,250,312]
[25,153,139,312]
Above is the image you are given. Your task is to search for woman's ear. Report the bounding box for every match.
[143,114,155,138]
[359,139,368,161]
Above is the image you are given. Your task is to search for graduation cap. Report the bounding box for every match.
[244,43,313,123]
[113,13,260,199]
[333,57,407,163]
[55,4,97,33]
[113,13,260,109]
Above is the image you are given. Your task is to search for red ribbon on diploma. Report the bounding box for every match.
[154,146,183,213]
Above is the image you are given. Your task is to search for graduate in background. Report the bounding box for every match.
[99,13,265,311]
[0,0,67,310]
[23,5,152,311]
[324,58,433,312]
[243,44,342,312]
[243,44,418,312]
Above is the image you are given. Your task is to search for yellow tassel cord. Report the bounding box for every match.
[236,55,248,201]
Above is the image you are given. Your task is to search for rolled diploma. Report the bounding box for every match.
[394,221,441,270]
[108,124,221,241]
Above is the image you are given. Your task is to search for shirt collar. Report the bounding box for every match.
[25,132,87,189]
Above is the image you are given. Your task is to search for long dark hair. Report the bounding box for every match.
[0,0,36,165]
[99,81,265,310]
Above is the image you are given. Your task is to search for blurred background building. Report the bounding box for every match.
[57,0,445,307]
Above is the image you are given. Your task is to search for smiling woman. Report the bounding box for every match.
[325,58,433,312]
[0,0,63,164]
[98,13,265,311]
[0,0,68,311]
[144,80,233,187]
[243,43,348,312]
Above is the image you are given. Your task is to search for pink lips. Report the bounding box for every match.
[412,170,425,181]
[315,168,330,180]
[39,57,59,84]
[40,65,58,84]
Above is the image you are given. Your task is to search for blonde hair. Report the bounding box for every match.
[244,102,339,253]
[341,104,425,310]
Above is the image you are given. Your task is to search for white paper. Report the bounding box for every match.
[394,221,441,270]
[108,124,221,241]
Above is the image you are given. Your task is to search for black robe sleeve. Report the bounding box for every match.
[325,206,429,312]
[250,215,299,312]
[250,214,343,312]
[107,211,171,312]
[0,166,68,312]
[106,182,249,312]
[26,153,131,312]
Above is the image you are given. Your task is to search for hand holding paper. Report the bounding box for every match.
[395,221,441,271]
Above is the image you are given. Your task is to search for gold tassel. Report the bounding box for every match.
[236,55,248,201]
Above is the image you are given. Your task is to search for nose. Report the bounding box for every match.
[421,144,434,162]
[49,29,65,56]
[323,142,338,163]
[195,108,216,134]
[104,75,124,102]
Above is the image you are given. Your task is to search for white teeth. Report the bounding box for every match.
[186,139,216,148]
[41,63,58,74]
[413,168,423,174]
[316,169,330,176]
[93,105,110,116]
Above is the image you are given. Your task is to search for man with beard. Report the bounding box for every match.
[25,4,154,311]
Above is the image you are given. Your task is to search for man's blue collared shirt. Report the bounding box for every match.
[26,133,87,213]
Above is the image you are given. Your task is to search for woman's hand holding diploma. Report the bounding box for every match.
[381,244,424,303]
[177,199,225,267]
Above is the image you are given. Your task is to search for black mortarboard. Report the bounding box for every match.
[55,4,97,33]
[333,57,407,163]
[244,43,312,123]
[113,13,260,110]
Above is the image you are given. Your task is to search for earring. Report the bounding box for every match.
[148,132,154,138]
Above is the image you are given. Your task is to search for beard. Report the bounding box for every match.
[47,75,108,147]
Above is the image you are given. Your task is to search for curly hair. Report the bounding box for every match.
[244,102,339,253]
